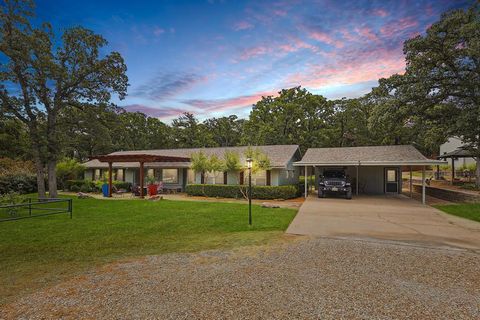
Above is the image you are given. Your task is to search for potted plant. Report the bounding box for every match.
[146,175,157,196]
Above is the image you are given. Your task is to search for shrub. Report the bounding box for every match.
[56,158,86,190]
[185,184,298,199]
[0,174,37,195]
[65,180,96,192]
[113,181,132,191]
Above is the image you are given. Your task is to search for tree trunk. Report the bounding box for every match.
[34,154,46,199]
[46,108,59,198]
[47,160,58,198]
[476,157,480,189]
[28,125,46,198]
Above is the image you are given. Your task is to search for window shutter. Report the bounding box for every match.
[224,171,228,184]
[266,170,271,186]
[201,172,205,184]
[239,171,244,185]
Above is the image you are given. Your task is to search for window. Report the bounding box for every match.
[187,169,195,184]
[94,169,102,180]
[387,169,397,182]
[116,169,124,181]
[147,169,155,178]
[205,171,224,184]
[244,170,267,186]
[162,169,178,184]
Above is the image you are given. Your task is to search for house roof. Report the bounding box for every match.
[83,145,300,169]
[294,145,445,166]
[438,148,474,159]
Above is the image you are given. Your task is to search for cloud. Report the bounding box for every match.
[308,31,344,48]
[372,8,388,17]
[153,27,165,36]
[133,72,207,101]
[238,45,271,60]
[233,21,254,31]
[380,17,419,37]
[121,104,186,118]
[182,91,275,113]
[355,26,379,42]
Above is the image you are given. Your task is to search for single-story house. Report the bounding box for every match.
[293,145,445,204]
[83,145,302,195]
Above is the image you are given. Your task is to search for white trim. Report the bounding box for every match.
[294,160,446,166]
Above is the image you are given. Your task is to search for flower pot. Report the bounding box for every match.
[102,183,109,197]
[148,184,157,196]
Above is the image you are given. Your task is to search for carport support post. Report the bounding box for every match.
[139,161,145,199]
[304,165,308,198]
[356,164,359,196]
[422,166,426,205]
[108,162,113,197]
[409,166,413,198]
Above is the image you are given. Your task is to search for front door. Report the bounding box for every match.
[385,168,399,193]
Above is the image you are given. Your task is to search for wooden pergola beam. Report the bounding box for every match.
[139,161,144,198]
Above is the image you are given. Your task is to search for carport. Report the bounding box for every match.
[294,145,445,204]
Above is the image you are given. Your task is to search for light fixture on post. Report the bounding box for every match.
[246,157,253,226]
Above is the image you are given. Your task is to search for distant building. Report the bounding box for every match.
[439,137,476,167]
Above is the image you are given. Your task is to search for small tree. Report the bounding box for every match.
[190,151,209,183]
[56,158,85,190]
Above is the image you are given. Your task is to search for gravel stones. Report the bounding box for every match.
[2,237,479,319]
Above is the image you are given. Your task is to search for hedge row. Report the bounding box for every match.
[185,184,299,199]
[0,174,38,195]
[65,180,132,193]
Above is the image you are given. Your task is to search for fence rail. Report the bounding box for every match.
[0,198,72,222]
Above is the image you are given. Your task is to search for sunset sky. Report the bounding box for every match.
[37,0,470,121]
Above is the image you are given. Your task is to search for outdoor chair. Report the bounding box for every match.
[157,181,164,194]
[112,185,128,197]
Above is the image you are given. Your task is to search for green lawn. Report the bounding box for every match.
[434,203,480,222]
[0,197,296,305]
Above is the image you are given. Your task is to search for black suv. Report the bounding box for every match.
[318,169,352,199]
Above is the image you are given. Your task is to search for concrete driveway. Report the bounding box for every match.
[286,195,480,250]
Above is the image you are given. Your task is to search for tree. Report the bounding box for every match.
[203,115,245,147]
[55,158,85,190]
[386,4,480,184]
[0,0,128,197]
[172,112,214,148]
[243,87,335,152]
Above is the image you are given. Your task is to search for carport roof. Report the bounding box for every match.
[294,145,446,166]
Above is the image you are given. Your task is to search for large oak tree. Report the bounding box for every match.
[0,0,128,197]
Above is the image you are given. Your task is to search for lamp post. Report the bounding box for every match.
[246,157,253,226]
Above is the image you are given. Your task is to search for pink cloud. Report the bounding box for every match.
[182,91,276,112]
[122,104,186,119]
[273,9,287,16]
[308,31,344,48]
[233,21,254,31]
[279,38,318,53]
[238,45,270,60]
[153,27,165,36]
[380,17,419,37]
[372,8,388,17]
[355,27,379,42]
[284,48,406,89]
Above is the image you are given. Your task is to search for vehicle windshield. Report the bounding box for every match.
[323,170,345,179]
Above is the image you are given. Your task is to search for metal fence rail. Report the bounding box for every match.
[0,198,72,222]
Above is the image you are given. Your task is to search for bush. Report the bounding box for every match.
[113,181,132,191]
[185,184,298,199]
[56,158,86,190]
[0,174,37,195]
[65,180,96,192]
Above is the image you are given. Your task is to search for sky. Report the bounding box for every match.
[36,0,471,122]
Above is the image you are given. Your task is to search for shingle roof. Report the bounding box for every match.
[438,148,473,159]
[83,145,300,169]
[295,145,444,166]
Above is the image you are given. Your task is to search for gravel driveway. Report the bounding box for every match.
[2,237,479,319]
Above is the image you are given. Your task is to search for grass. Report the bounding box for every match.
[0,197,296,305]
[434,203,480,222]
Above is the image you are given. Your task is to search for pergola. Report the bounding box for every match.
[438,149,475,184]
[92,154,190,198]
